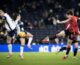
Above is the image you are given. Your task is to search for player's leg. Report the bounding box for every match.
[58,46,66,52]
[56,46,66,54]
[73,41,78,58]
[63,39,72,59]
[50,30,65,40]
[26,32,33,49]
[7,36,13,58]
[7,29,17,58]
[19,37,25,59]
[42,30,65,43]
[6,30,16,58]
[56,30,65,37]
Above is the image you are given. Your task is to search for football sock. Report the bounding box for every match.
[74,48,78,56]
[27,37,33,46]
[20,45,24,55]
[8,44,12,53]
[59,47,66,52]
[66,47,71,55]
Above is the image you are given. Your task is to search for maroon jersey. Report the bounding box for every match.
[65,16,78,34]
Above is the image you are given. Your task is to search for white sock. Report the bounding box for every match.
[20,46,24,56]
[27,37,33,46]
[8,44,12,53]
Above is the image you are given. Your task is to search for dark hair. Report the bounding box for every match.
[66,10,74,15]
[0,7,6,12]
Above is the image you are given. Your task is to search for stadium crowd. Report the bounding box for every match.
[0,0,80,43]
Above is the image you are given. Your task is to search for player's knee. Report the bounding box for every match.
[20,43,25,46]
[68,39,73,44]
[67,44,71,48]
[7,37,12,44]
[27,32,33,37]
[21,44,25,47]
[29,33,33,37]
[20,38,25,43]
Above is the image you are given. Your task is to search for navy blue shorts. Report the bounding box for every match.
[8,29,16,37]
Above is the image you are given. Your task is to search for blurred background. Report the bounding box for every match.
[0,0,80,44]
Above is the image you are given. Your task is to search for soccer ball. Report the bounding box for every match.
[18,32,26,38]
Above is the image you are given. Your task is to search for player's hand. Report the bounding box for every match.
[56,19,60,23]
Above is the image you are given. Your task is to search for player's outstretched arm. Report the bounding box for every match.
[56,18,70,24]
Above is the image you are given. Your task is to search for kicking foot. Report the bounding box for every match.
[63,55,68,60]
[19,54,24,60]
[7,53,13,58]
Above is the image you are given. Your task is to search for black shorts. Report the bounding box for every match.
[7,29,16,37]
[65,30,78,41]
[65,30,72,38]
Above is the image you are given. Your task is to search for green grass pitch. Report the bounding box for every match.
[0,52,80,65]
